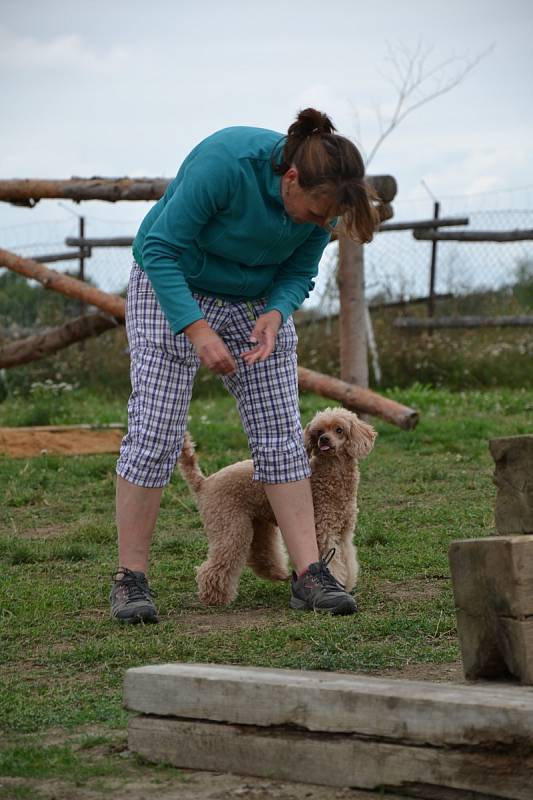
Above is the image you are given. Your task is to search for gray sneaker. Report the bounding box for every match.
[109,568,159,624]
[290,549,357,615]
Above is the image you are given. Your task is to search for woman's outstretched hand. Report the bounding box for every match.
[184,320,237,375]
[241,310,283,366]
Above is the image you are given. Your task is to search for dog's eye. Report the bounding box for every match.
[335,427,344,435]
[315,429,323,437]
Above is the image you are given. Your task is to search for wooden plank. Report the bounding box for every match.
[128,715,533,800]
[123,663,533,746]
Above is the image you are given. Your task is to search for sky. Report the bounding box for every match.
[1,0,532,298]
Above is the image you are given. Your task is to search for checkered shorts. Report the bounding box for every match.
[116,261,311,487]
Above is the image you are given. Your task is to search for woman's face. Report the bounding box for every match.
[281,167,336,228]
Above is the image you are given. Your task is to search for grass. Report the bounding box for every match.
[1,384,532,792]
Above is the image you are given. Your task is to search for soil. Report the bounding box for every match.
[0,425,124,457]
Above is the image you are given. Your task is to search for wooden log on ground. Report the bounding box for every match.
[490,435,533,535]
[414,228,533,242]
[0,175,397,205]
[0,248,125,318]
[298,366,418,429]
[0,247,418,429]
[125,663,533,798]
[449,535,533,684]
[0,313,121,368]
[394,315,533,329]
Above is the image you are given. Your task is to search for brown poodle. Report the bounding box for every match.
[178,407,376,606]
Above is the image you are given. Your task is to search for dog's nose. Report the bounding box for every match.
[318,434,331,446]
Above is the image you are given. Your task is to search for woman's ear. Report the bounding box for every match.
[346,418,377,459]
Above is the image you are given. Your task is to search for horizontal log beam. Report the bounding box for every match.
[32,249,90,264]
[0,174,397,205]
[414,228,533,242]
[65,237,133,248]
[394,315,533,329]
[0,313,121,368]
[379,216,469,232]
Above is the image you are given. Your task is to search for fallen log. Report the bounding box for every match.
[0,313,121,368]
[0,247,418,429]
[0,175,398,205]
[298,366,418,430]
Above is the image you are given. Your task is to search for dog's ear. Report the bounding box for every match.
[346,417,377,459]
[304,422,316,457]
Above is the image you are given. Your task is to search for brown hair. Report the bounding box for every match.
[271,108,381,243]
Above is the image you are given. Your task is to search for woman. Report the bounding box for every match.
[111,107,379,622]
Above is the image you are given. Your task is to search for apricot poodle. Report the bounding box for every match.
[178,407,376,606]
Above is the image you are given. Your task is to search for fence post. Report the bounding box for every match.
[337,236,368,388]
[428,201,440,318]
[79,215,85,316]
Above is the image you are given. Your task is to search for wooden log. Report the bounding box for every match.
[379,216,469,232]
[449,536,533,683]
[298,366,418,430]
[414,228,533,242]
[0,247,418,429]
[490,435,533,535]
[0,248,125,319]
[124,663,533,746]
[65,237,133,248]
[0,175,397,205]
[337,237,367,387]
[394,315,533,329]
[128,715,533,799]
[0,313,121,368]
[32,249,90,264]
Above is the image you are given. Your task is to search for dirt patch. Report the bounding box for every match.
[0,425,124,457]
[376,577,448,603]
[18,523,73,540]
[176,609,284,634]
[376,659,466,683]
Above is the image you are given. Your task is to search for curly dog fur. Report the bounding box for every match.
[178,407,376,606]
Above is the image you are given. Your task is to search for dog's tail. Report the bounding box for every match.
[178,432,205,495]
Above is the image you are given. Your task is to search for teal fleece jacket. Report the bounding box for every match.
[132,126,333,334]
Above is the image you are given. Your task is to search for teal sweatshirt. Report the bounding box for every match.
[132,126,333,334]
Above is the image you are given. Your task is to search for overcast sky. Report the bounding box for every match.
[1,0,532,303]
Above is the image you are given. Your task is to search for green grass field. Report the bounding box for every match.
[1,384,532,797]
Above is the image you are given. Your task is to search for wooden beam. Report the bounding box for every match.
[379,216,469,232]
[414,228,533,242]
[394,315,533,329]
[0,313,121,368]
[65,236,133,248]
[0,174,397,205]
[32,249,90,264]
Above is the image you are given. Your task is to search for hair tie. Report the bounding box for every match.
[311,127,320,134]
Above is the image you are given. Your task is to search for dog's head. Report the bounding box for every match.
[304,407,377,461]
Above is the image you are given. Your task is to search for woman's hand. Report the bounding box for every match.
[241,310,283,366]
[184,320,237,375]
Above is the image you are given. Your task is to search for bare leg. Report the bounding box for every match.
[263,479,319,574]
[116,475,163,574]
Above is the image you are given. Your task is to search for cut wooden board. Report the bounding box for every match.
[0,425,124,456]
[128,715,533,800]
[124,663,533,746]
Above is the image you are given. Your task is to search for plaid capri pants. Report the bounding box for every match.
[116,261,311,488]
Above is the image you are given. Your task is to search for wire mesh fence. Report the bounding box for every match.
[1,200,532,320]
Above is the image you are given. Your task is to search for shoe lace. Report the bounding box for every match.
[112,567,156,602]
[315,548,346,590]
